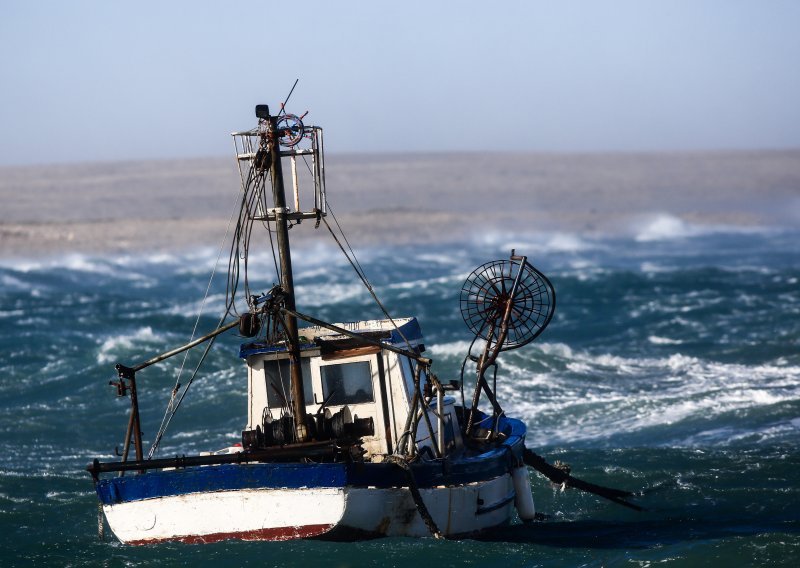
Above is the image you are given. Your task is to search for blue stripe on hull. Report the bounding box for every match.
[96,416,527,506]
[97,462,346,505]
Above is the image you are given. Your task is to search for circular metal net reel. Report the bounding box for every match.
[276,114,305,147]
[460,259,556,350]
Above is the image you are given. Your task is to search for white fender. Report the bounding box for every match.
[512,465,536,521]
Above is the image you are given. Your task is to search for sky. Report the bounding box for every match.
[1,0,799,166]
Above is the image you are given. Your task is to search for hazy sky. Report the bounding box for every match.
[2,1,799,165]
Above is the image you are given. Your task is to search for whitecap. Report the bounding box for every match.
[543,233,592,253]
[163,293,231,318]
[632,213,778,242]
[388,273,464,291]
[535,342,575,360]
[496,344,800,446]
[295,281,368,307]
[0,273,31,291]
[0,493,33,504]
[648,335,684,345]
[413,252,468,267]
[634,214,699,242]
[427,340,484,359]
[0,308,25,318]
[471,230,595,254]
[97,326,165,363]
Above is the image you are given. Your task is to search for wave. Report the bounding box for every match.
[631,213,777,242]
[633,214,705,242]
[96,326,167,364]
[1,253,133,276]
[428,339,798,446]
[473,230,597,254]
[647,335,684,345]
[459,342,800,447]
[163,293,231,319]
[428,340,485,359]
[295,281,370,307]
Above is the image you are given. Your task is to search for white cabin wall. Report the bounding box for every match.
[245,348,431,460]
[246,357,267,431]
[384,352,412,452]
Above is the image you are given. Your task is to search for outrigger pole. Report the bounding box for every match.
[111,319,240,469]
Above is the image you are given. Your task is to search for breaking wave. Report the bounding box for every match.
[96,326,166,364]
[491,343,800,448]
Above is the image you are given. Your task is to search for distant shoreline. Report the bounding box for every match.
[2,150,798,259]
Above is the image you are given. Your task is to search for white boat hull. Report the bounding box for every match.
[102,474,517,544]
[335,474,515,538]
[104,487,346,544]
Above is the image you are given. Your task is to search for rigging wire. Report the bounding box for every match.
[149,160,281,457]
[318,198,445,460]
[147,175,244,458]
[148,326,223,457]
[258,171,282,283]
[278,79,299,116]
[319,198,436,458]
[320,201,416,355]
[147,118,429,458]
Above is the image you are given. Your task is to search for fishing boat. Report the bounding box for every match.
[87,100,639,544]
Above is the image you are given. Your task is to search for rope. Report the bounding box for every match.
[384,455,443,539]
[97,502,105,541]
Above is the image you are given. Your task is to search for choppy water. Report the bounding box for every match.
[1,217,799,566]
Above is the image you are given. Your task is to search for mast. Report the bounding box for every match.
[264,106,309,443]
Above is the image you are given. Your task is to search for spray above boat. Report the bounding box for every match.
[86,94,640,544]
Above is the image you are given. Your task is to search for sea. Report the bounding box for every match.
[1,215,798,567]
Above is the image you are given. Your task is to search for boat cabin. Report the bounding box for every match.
[239,317,462,459]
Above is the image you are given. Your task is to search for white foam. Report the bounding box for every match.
[0,492,32,504]
[679,416,800,446]
[428,340,486,359]
[0,273,32,291]
[388,273,463,292]
[109,251,182,268]
[97,326,164,363]
[495,344,800,447]
[640,261,671,274]
[634,214,700,242]
[295,281,367,307]
[543,233,593,253]
[648,335,684,345]
[164,293,230,318]
[536,341,576,359]
[632,213,775,243]
[0,253,158,286]
[414,252,469,267]
[472,230,595,254]
[0,308,25,318]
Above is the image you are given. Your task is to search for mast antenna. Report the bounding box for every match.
[279,79,300,116]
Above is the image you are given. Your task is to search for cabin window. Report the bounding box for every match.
[264,358,313,408]
[321,361,374,405]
